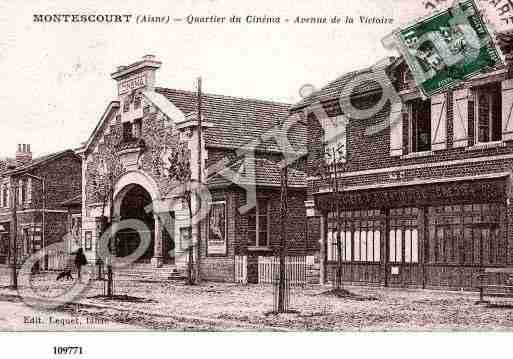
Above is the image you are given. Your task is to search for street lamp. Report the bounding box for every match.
[23,174,46,270]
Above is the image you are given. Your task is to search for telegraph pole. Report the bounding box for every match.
[107,173,114,297]
[333,148,342,290]
[196,77,203,283]
[10,180,18,289]
[278,164,288,312]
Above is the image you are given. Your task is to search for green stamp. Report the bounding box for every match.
[387,0,505,98]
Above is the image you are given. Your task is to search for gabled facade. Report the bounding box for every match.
[0,145,82,267]
[295,31,513,289]
[81,56,313,282]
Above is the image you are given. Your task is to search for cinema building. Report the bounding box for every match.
[80,56,315,282]
[294,32,513,289]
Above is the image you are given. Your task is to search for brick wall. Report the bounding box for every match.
[301,64,513,186]
[32,152,82,209]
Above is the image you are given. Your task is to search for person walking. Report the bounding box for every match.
[74,247,88,281]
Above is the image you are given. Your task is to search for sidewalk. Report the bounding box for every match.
[1,271,513,330]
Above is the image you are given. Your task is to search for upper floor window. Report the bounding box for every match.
[134,95,142,109]
[248,198,270,248]
[123,101,130,113]
[323,115,347,164]
[20,179,26,204]
[1,184,7,207]
[407,98,431,153]
[473,84,501,143]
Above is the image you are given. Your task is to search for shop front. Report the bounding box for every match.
[316,174,509,289]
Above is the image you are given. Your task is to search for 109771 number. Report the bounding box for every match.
[53,347,83,355]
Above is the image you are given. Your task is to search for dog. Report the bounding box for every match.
[56,270,73,281]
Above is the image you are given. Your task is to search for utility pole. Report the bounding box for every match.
[196,77,203,283]
[332,148,342,291]
[10,180,18,289]
[278,164,288,312]
[107,173,114,297]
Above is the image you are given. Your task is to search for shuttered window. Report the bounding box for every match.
[473,84,501,143]
[407,99,431,153]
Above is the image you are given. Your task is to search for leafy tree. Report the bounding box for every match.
[159,140,196,285]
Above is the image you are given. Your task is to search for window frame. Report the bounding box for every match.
[407,99,432,154]
[134,95,142,109]
[1,184,7,208]
[473,85,502,144]
[247,199,270,248]
[327,210,382,264]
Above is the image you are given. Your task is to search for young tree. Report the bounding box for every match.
[90,137,125,297]
[312,138,346,291]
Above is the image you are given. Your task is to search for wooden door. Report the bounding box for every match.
[386,207,422,287]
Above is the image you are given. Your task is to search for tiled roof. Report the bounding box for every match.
[292,30,513,112]
[207,157,306,188]
[0,157,16,174]
[155,88,306,154]
[291,57,396,111]
[2,149,78,176]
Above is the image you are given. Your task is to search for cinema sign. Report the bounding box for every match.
[119,75,146,95]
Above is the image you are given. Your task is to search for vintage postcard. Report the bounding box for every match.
[2,0,513,357]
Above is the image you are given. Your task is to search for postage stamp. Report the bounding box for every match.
[389,0,505,97]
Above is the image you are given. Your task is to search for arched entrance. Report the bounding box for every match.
[112,170,176,266]
[117,184,154,262]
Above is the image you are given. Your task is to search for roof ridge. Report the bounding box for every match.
[3,149,76,175]
[291,66,373,110]
[155,87,291,108]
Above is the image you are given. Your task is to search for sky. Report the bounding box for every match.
[0,0,507,158]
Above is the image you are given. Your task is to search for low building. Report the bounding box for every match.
[0,145,82,267]
[294,31,513,290]
[80,56,315,283]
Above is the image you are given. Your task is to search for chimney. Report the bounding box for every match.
[15,143,32,165]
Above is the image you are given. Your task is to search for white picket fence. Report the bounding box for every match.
[234,255,248,284]
[258,256,306,287]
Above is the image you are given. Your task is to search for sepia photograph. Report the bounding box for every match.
[2,0,513,356]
